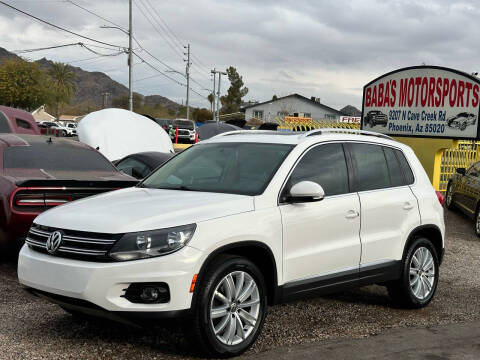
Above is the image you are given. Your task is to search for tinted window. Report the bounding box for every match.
[116,157,151,179]
[16,118,31,129]
[286,143,349,197]
[395,149,414,184]
[141,143,293,195]
[350,143,390,191]
[0,112,12,133]
[383,147,404,187]
[4,145,116,171]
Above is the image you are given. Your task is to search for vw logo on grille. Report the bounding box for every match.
[45,231,63,254]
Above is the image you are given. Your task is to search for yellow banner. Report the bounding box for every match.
[285,116,312,124]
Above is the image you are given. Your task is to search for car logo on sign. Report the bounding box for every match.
[45,231,63,254]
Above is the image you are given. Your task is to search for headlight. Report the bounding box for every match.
[109,224,196,261]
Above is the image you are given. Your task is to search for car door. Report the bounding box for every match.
[347,143,420,271]
[279,143,361,287]
[461,163,480,214]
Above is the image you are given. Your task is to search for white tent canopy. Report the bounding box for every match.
[78,108,174,161]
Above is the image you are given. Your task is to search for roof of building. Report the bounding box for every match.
[241,93,345,116]
[31,105,56,122]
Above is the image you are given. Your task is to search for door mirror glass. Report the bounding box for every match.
[288,181,325,203]
[456,167,466,176]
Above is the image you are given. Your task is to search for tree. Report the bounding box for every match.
[272,94,278,101]
[192,108,213,122]
[220,66,248,114]
[0,59,51,111]
[48,62,76,119]
[207,92,215,112]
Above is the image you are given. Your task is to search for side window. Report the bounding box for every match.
[383,147,405,187]
[285,143,349,198]
[395,149,415,184]
[0,112,12,133]
[16,118,32,129]
[116,157,151,179]
[350,143,390,191]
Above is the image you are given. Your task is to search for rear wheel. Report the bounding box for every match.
[475,207,480,237]
[387,237,439,308]
[189,255,267,357]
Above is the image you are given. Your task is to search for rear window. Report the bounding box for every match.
[4,145,116,172]
[0,112,12,133]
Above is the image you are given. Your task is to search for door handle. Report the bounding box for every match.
[345,210,359,219]
[403,202,414,210]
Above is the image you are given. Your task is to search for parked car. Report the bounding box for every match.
[170,119,197,143]
[364,110,388,127]
[446,112,477,131]
[114,151,173,179]
[445,163,480,235]
[155,118,174,131]
[0,106,41,134]
[18,129,444,357]
[0,134,137,254]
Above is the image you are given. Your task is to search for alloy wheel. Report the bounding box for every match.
[446,186,453,207]
[409,247,435,300]
[209,271,260,346]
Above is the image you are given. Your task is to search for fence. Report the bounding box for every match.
[277,119,361,132]
[436,140,480,192]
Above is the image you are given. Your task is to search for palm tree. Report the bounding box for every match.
[48,62,75,119]
[207,92,215,113]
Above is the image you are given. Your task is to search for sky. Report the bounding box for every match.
[1,0,479,110]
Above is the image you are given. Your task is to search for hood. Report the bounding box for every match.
[34,187,254,233]
[5,169,134,182]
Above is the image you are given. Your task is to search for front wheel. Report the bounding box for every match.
[445,184,455,210]
[475,207,480,238]
[387,237,439,308]
[189,255,267,357]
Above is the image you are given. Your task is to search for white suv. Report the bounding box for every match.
[18,129,445,357]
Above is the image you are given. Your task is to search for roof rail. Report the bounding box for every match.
[214,130,281,137]
[304,128,393,140]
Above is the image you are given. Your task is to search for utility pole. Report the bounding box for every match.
[102,92,110,108]
[128,0,133,112]
[184,43,191,120]
[211,68,226,122]
[211,68,216,121]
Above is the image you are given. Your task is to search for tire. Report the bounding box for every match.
[445,183,455,210]
[474,206,480,238]
[369,119,375,128]
[387,237,439,308]
[188,255,267,357]
[460,122,467,131]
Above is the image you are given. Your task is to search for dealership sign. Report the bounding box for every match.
[361,66,480,139]
[340,116,361,124]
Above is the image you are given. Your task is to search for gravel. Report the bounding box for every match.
[0,209,479,359]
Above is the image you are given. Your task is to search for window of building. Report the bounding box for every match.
[253,110,264,119]
[303,113,311,118]
[325,114,336,120]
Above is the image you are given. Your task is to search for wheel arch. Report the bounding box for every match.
[193,241,280,306]
[403,224,444,264]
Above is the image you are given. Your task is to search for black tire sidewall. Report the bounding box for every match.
[445,184,454,209]
[401,238,439,307]
[196,256,267,356]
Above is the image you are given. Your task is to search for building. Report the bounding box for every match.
[59,115,84,124]
[242,94,345,124]
[31,105,56,122]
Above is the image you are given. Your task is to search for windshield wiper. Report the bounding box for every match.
[155,185,196,191]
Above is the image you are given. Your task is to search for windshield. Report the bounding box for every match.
[174,120,195,130]
[4,145,117,172]
[141,142,293,195]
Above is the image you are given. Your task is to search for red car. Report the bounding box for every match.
[0,134,137,254]
[0,106,41,134]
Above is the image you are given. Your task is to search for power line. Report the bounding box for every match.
[0,1,123,49]
[13,42,81,54]
[134,0,183,58]
[65,0,124,30]
[143,0,184,50]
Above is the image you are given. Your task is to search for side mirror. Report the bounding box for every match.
[456,168,466,176]
[288,181,325,203]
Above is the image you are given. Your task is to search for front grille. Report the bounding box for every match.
[178,130,190,136]
[26,224,122,262]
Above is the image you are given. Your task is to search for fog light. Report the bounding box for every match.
[122,282,170,304]
[140,286,160,301]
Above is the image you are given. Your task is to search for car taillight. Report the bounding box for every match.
[435,191,444,206]
[14,193,72,207]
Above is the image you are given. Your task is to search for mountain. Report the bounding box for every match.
[340,105,362,116]
[0,46,182,111]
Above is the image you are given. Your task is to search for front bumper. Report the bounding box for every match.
[18,245,202,313]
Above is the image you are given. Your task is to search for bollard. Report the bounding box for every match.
[175,126,178,144]
[194,132,199,143]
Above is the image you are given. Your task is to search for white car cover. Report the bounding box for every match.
[78,108,174,161]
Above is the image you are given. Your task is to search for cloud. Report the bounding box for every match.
[1,0,480,109]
